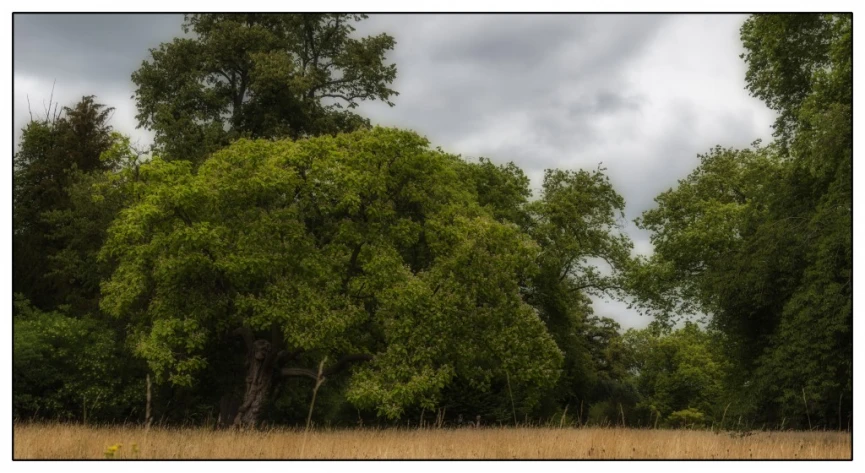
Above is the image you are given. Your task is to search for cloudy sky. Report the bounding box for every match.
[13,13,777,329]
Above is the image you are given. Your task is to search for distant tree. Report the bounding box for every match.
[524,167,634,418]
[623,323,730,428]
[12,95,152,422]
[132,14,398,164]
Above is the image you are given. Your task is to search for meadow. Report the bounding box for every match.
[13,423,852,460]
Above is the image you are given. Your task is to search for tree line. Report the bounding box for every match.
[13,13,851,431]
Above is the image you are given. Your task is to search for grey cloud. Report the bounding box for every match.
[14,14,183,84]
[567,92,645,117]
[425,15,593,69]
[358,15,669,150]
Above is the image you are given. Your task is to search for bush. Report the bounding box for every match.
[667,408,706,429]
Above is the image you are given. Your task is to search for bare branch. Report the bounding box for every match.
[48,79,58,124]
[318,92,365,104]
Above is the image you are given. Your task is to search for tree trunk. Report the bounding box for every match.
[233,339,275,428]
[145,374,152,430]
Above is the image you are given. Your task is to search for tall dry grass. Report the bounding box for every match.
[13,423,851,459]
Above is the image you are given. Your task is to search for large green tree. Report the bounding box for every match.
[100,128,564,427]
[132,14,398,164]
[524,167,635,421]
[630,14,851,429]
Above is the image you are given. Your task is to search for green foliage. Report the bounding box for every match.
[667,408,706,429]
[529,166,633,299]
[523,167,635,418]
[630,142,787,328]
[100,127,564,419]
[453,158,637,423]
[624,323,729,426]
[132,14,398,164]
[463,157,533,229]
[13,295,143,421]
[586,401,616,426]
[740,14,850,148]
[13,96,118,310]
[631,14,851,429]
[13,98,149,423]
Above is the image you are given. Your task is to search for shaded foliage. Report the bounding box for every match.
[13,96,117,310]
[629,13,851,429]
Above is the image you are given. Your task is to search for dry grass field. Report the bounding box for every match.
[13,423,851,459]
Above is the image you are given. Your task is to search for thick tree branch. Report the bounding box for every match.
[281,367,319,380]
[558,256,577,282]
[318,92,366,104]
[573,281,626,294]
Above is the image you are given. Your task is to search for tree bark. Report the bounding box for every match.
[228,325,373,429]
[232,337,276,428]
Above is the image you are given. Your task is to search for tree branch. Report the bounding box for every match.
[558,256,577,282]
[281,367,318,380]
[318,92,365,103]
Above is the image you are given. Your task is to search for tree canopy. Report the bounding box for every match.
[132,14,398,164]
[100,128,569,420]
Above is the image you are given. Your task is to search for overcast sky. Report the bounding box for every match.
[13,13,777,330]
